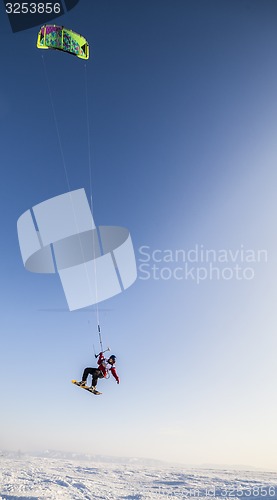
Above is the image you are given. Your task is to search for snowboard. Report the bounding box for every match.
[71,380,102,395]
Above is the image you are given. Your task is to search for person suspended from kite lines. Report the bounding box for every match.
[37,24,121,396]
[80,352,120,390]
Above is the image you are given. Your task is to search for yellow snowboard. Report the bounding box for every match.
[72,380,102,395]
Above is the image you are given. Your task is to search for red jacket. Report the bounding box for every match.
[97,352,120,383]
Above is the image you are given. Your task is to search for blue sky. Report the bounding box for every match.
[1,0,277,469]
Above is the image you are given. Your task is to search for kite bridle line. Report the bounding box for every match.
[84,62,103,350]
[41,54,101,343]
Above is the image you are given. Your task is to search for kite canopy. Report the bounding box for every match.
[37,25,89,60]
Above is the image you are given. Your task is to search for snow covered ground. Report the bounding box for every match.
[0,452,276,499]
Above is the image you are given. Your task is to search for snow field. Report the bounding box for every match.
[0,454,277,499]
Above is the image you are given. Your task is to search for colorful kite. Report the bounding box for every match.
[37,25,89,60]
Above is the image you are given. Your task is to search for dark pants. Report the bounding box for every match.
[82,367,104,387]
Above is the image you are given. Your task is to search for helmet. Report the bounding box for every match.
[109,355,116,362]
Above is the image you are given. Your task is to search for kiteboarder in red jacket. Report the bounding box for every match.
[80,353,120,389]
